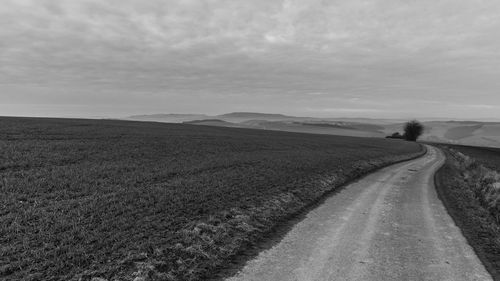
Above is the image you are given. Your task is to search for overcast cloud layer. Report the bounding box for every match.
[1,0,500,119]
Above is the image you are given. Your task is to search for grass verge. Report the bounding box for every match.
[434,145,500,280]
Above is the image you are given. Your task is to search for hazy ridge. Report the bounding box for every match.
[127,112,500,148]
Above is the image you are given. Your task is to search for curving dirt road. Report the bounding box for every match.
[226,145,493,281]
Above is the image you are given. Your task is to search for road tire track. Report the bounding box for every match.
[226,145,492,281]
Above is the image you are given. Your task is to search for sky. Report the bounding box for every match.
[1,0,500,119]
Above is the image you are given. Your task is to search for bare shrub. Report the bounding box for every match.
[404,120,424,141]
[386,132,404,139]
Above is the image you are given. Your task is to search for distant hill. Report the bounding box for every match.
[217,112,293,119]
[214,112,301,123]
[126,112,500,148]
[182,119,240,127]
[128,114,209,123]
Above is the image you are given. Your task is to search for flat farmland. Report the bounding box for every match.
[0,117,423,281]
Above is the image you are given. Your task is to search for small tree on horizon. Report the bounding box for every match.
[404,120,424,141]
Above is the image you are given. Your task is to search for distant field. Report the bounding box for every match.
[0,117,423,281]
[441,144,500,171]
[129,113,500,148]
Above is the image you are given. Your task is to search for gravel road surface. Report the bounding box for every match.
[226,145,492,281]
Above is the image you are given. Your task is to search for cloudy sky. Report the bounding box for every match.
[1,0,500,119]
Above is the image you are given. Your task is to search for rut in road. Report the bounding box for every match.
[226,145,493,281]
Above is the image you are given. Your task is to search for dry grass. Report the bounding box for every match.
[434,144,500,278]
[447,149,500,223]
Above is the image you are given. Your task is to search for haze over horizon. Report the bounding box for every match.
[2,0,500,120]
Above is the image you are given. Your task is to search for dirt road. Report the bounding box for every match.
[226,145,492,281]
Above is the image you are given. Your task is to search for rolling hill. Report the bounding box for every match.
[127,113,500,148]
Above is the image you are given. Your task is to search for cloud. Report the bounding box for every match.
[1,0,500,118]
